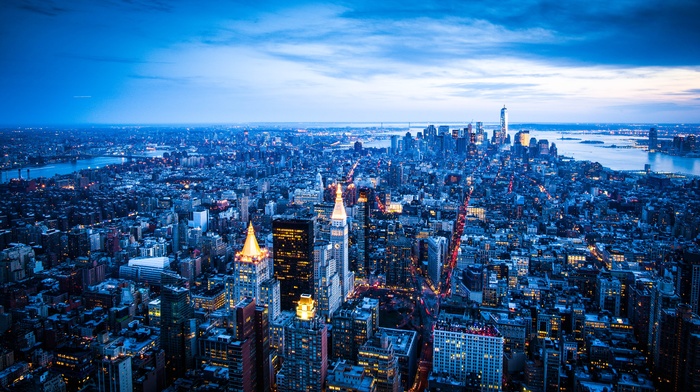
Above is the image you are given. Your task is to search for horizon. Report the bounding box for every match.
[2,121,699,130]
[2,1,700,125]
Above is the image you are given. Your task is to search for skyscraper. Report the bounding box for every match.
[273,217,315,310]
[97,352,132,392]
[499,105,509,145]
[354,188,371,279]
[649,127,659,152]
[160,281,195,384]
[358,333,401,392]
[314,241,341,321]
[276,294,328,392]
[331,185,354,300]
[228,222,280,316]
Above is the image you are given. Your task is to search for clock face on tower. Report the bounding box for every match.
[334,243,340,249]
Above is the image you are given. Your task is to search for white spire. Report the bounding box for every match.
[331,183,347,221]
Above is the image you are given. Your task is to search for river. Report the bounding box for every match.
[1,150,168,183]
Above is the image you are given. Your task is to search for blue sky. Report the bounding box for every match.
[2,0,700,125]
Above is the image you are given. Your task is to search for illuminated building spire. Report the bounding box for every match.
[331,184,347,221]
[241,221,262,259]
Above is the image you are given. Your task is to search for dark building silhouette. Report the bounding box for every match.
[273,217,315,310]
[160,279,195,384]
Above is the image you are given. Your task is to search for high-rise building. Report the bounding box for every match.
[427,236,447,288]
[543,338,560,392]
[192,209,208,233]
[433,314,504,391]
[353,188,370,279]
[229,298,270,392]
[387,164,403,187]
[357,333,401,392]
[331,185,354,301]
[498,105,508,145]
[277,294,328,392]
[97,352,132,392]
[160,281,196,384]
[649,127,659,152]
[273,217,315,310]
[656,304,700,391]
[196,299,270,392]
[332,298,379,362]
[240,195,249,223]
[385,237,412,289]
[228,222,280,316]
[314,242,341,321]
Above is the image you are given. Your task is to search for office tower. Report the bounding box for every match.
[314,242,341,321]
[433,315,504,391]
[197,299,270,392]
[192,209,208,232]
[97,351,132,392]
[160,282,195,384]
[390,135,399,155]
[68,228,89,260]
[277,294,328,392]
[331,185,354,300]
[228,223,275,309]
[498,105,508,144]
[273,217,315,310]
[679,248,700,314]
[388,163,403,187]
[649,127,658,152]
[427,236,447,287]
[240,195,249,223]
[229,298,269,392]
[656,304,700,391]
[402,131,414,153]
[377,328,418,391]
[543,338,560,392]
[260,278,281,321]
[353,188,370,279]
[358,333,401,392]
[332,298,377,362]
[385,237,412,289]
[649,278,680,368]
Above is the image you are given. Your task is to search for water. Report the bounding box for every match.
[1,150,168,183]
[2,157,128,183]
[527,131,700,175]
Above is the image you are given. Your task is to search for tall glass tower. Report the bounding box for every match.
[499,105,508,145]
[273,217,315,310]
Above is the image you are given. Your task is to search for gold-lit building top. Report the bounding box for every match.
[296,294,316,320]
[331,184,347,221]
[239,221,265,260]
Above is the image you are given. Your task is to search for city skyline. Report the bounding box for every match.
[2,0,700,125]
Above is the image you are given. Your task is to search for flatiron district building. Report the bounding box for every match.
[433,315,504,391]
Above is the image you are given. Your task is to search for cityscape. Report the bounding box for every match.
[0,112,699,391]
[2,1,700,392]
